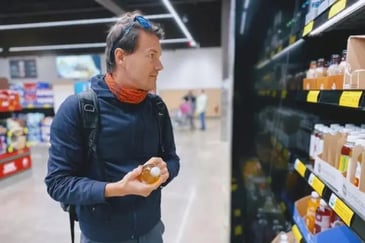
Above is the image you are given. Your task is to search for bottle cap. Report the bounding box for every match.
[311,191,319,198]
[280,234,288,240]
[150,167,161,177]
[320,199,327,207]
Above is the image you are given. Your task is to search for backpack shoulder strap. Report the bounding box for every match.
[78,89,99,157]
[150,94,167,155]
[65,89,100,243]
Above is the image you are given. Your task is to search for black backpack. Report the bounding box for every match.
[61,89,167,243]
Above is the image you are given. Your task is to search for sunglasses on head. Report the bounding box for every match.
[110,16,152,61]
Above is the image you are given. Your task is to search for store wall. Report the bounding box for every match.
[0,47,222,115]
[0,47,222,89]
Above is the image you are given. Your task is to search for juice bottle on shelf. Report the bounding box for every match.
[305,191,320,234]
[310,124,323,161]
[338,135,358,174]
[338,50,348,75]
[350,139,365,187]
[306,60,317,79]
[278,233,289,243]
[138,164,161,184]
[327,54,340,76]
[314,199,332,234]
[316,58,326,78]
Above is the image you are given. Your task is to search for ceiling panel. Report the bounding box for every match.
[0,0,222,56]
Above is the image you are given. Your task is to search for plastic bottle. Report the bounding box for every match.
[305,191,320,233]
[327,54,340,76]
[138,164,161,184]
[338,135,358,173]
[316,58,326,77]
[306,60,317,79]
[279,233,289,243]
[350,139,365,187]
[314,199,332,234]
[338,50,347,75]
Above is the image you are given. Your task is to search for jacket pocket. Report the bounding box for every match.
[78,203,111,222]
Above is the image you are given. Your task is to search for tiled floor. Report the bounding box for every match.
[0,119,229,243]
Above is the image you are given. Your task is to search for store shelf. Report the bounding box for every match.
[304,0,365,37]
[255,0,365,69]
[256,38,304,69]
[0,147,32,180]
[294,158,365,241]
[257,90,365,110]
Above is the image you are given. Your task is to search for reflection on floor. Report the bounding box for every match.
[0,119,229,243]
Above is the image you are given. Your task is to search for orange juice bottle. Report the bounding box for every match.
[139,164,161,184]
[305,191,320,233]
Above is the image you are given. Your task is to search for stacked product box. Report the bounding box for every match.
[22,82,53,108]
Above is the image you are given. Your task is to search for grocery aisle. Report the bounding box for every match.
[0,118,229,243]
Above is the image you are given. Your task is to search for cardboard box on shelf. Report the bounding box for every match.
[293,196,361,243]
[343,35,365,89]
[303,78,317,90]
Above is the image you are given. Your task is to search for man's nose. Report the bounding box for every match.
[156,59,163,71]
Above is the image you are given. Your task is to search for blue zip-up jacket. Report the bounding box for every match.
[45,75,180,242]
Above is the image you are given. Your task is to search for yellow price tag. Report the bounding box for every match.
[281,90,287,99]
[308,173,325,196]
[277,45,283,53]
[234,225,243,235]
[339,91,362,108]
[329,194,354,226]
[307,90,320,103]
[329,0,347,19]
[44,104,51,108]
[27,104,34,109]
[294,159,307,178]
[303,21,314,36]
[292,224,302,241]
[283,149,289,159]
[233,209,241,217]
[289,35,297,45]
[231,183,238,192]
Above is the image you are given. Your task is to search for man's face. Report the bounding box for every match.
[122,30,163,91]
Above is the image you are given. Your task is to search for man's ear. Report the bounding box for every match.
[114,48,126,65]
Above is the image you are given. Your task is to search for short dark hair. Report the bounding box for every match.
[105,11,165,73]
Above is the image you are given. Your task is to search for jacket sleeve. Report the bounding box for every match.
[44,95,107,205]
[161,101,180,186]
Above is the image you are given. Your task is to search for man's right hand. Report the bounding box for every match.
[104,166,163,198]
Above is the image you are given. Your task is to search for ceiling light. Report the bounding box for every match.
[309,0,365,36]
[161,0,197,47]
[9,43,107,52]
[0,14,173,30]
[8,38,191,52]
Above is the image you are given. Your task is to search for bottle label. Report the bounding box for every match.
[315,214,331,233]
[338,154,350,172]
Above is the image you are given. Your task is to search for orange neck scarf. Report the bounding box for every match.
[104,73,147,104]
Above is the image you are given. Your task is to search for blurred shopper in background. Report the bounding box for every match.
[196,89,208,131]
[183,90,196,129]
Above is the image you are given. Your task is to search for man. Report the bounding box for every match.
[196,89,208,130]
[183,90,196,129]
[45,12,180,243]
